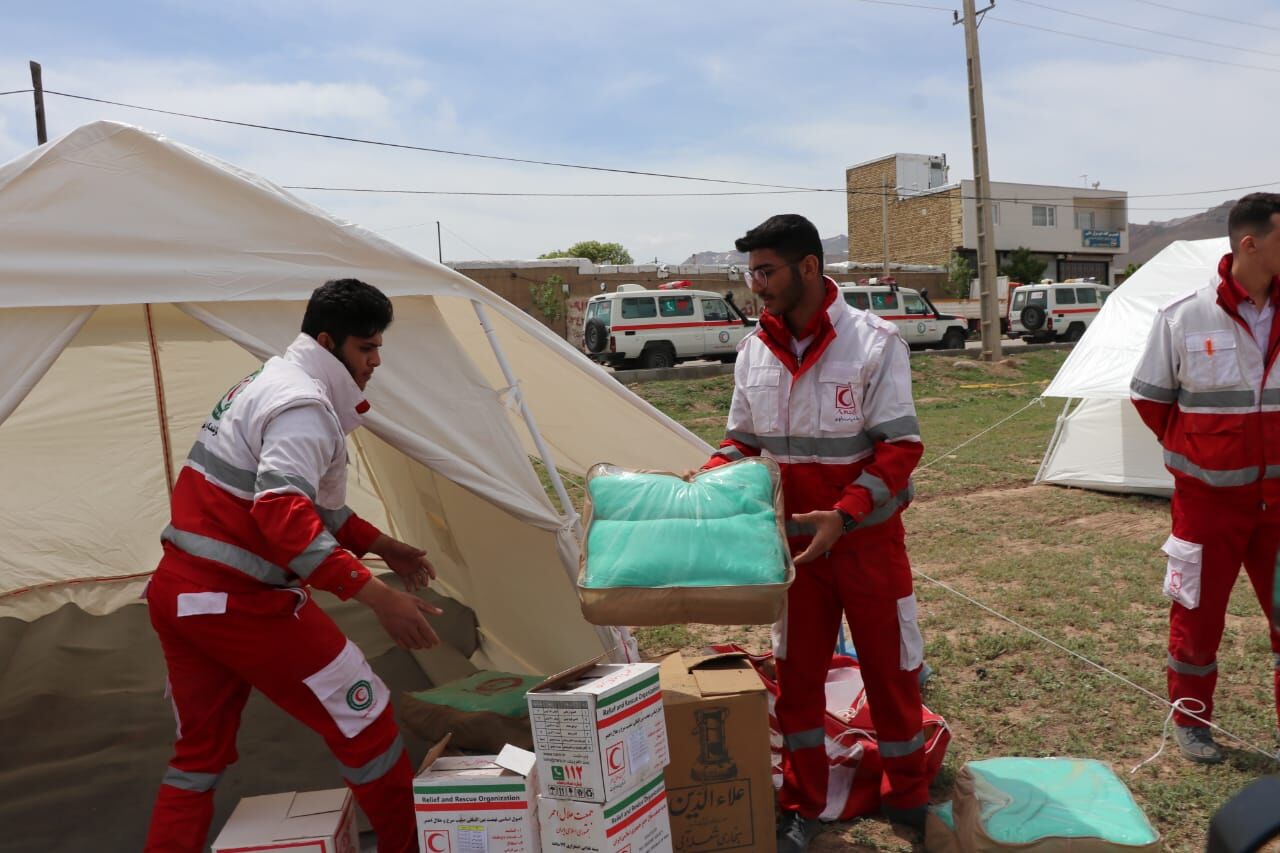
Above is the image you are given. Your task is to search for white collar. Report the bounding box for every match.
[283,333,369,434]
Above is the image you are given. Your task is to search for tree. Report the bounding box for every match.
[529,274,565,323]
[539,240,633,265]
[946,251,975,300]
[1000,246,1047,284]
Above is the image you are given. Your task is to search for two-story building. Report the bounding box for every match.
[847,153,1129,284]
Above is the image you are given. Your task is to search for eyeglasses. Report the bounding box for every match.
[745,260,800,286]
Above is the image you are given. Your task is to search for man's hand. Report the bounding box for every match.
[679,468,701,482]
[355,577,443,650]
[791,509,845,565]
[371,534,437,592]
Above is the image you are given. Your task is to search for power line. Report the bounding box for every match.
[28,87,1280,205]
[851,0,953,10]
[0,88,34,97]
[285,185,812,198]
[41,89,832,192]
[1122,0,1280,34]
[1007,0,1280,58]
[986,15,1280,73]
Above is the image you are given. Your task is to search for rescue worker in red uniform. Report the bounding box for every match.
[144,279,443,852]
[1131,193,1280,763]
[699,215,929,849]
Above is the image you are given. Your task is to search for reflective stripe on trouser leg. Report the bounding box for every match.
[339,733,405,785]
[340,714,415,853]
[774,555,844,819]
[161,766,222,792]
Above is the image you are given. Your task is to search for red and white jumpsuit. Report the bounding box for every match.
[703,279,928,816]
[144,333,414,853]
[1131,253,1280,729]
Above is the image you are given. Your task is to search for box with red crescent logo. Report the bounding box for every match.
[413,745,540,853]
[537,772,674,853]
[527,660,671,804]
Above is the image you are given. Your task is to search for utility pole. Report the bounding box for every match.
[436,221,443,263]
[881,176,891,277]
[29,60,47,144]
[956,0,1001,360]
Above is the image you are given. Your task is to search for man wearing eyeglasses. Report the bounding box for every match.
[698,214,930,849]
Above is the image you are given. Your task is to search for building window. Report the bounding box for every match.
[1074,210,1095,230]
[1032,205,1056,227]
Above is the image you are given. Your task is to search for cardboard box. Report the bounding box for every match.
[414,744,540,853]
[658,652,777,853]
[527,659,670,803]
[212,788,358,853]
[538,771,674,853]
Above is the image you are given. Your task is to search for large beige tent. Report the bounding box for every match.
[0,121,710,849]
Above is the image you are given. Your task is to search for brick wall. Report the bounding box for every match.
[847,158,962,268]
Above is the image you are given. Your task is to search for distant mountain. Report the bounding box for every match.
[1118,201,1231,267]
[683,234,849,265]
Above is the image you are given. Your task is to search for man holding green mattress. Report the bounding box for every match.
[700,214,930,849]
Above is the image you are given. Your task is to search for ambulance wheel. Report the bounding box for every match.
[1064,323,1085,342]
[584,318,609,353]
[641,345,676,369]
[1020,305,1046,332]
[718,353,738,364]
[941,328,967,351]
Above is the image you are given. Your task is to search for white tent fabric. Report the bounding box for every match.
[1037,238,1230,495]
[0,122,713,849]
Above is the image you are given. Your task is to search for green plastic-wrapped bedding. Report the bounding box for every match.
[582,461,787,589]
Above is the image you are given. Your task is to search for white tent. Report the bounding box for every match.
[0,121,710,849]
[1036,237,1230,496]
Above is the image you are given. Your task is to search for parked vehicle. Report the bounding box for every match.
[838,282,970,350]
[581,281,755,369]
[1007,280,1113,343]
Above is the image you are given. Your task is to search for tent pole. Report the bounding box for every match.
[1035,397,1074,485]
[470,300,638,662]
[144,304,176,497]
[470,300,580,536]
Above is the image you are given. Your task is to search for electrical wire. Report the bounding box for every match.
[851,0,953,11]
[986,15,1280,73]
[40,89,832,192]
[1006,0,1280,58]
[0,89,34,97]
[284,186,813,198]
[1122,0,1280,34]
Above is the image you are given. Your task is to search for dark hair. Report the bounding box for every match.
[1228,193,1280,252]
[734,214,824,268]
[301,278,393,346]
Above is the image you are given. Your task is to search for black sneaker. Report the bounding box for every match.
[776,809,822,853]
[883,803,928,832]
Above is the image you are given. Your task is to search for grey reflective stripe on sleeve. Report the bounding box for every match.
[1130,377,1178,403]
[782,728,825,751]
[1167,653,1217,677]
[727,429,873,460]
[186,442,256,493]
[867,415,921,443]
[317,505,355,533]
[784,483,915,537]
[339,735,404,785]
[1163,451,1259,488]
[879,731,926,758]
[1265,466,1280,481]
[854,471,891,506]
[1178,388,1256,408]
[162,525,292,586]
[162,766,221,792]
[717,445,746,461]
[289,530,341,579]
[255,469,317,501]
[1262,388,1280,406]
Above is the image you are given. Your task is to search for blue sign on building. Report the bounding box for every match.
[1082,229,1121,248]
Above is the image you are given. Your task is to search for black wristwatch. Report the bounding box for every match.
[837,509,857,534]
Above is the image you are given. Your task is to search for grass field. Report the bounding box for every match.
[621,351,1279,852]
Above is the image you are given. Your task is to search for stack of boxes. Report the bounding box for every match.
[527,660,674,853]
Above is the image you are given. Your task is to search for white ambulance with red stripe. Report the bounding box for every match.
[582,281,756,369]
[1007,280,1114,343]
[838,282,971,351]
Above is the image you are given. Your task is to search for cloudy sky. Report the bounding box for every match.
[2,1,1278,263]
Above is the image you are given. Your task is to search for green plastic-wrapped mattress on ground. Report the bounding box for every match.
[577,459,793,626]
[925,757,1160,853]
